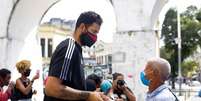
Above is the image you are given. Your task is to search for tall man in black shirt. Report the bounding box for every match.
[44,11,104,101]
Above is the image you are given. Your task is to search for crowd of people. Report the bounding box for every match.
[43,11,179,101]
[0,60,39,101]
[0,11,179,101]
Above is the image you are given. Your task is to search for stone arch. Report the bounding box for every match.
[0,0,168,100]
[3,0,116,68]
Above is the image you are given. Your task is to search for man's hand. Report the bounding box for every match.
[33,73,40,80]
[87,92,103,101]
[121,86,136,101]
[117,85,127,91]
[5,81,15,96]
[100,92,111,101]
[8,81,15,89]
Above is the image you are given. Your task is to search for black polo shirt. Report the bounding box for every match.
[44,38,86,101]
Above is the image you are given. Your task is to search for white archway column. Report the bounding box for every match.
[0,0,16,68]
[1,0,58,100]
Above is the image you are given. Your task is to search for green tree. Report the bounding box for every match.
[161,6,201,89]
[181,60,199,77]
[196,9,201,22]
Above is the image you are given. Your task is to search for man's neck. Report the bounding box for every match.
[148,81,163,93]
[73,32,81,46]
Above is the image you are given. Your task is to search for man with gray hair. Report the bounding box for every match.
[140,58,179,101]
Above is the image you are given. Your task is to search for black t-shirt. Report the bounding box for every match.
[44,38,86,101]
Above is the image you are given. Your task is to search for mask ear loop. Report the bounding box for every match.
[152,63,159,77]
[143,63,152,80]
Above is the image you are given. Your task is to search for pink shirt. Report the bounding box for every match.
[0,87,11,101]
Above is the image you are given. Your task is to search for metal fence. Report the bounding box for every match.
[172,89,201,101]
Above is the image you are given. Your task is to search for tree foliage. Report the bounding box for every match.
[181,60,199,77]
[161,6,201,88]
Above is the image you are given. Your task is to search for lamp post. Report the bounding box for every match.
[177,0,182,96]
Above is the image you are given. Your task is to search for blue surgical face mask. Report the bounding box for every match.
[140,71,150,86]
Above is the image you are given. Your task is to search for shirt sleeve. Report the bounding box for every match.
[48,39,75,81]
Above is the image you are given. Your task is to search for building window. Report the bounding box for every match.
[108,55,112,64]
[101,56,103,64]
[40,38,53,58]
[48,38,53,57]
[40,38,45,57]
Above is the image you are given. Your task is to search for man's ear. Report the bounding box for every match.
[80,23,86,31]
[153,69,159,77]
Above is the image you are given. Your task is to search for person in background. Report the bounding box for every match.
[100,80,112,95]
[140,58,179,101]
[13,60,39,101]
[86,79,97,91]
[86,74,102,91]
[107,73,136,101]
[0,68,14,101]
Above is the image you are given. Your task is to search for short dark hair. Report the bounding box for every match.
[0,68,11,78]
[86,79,96,91]
[75,11,103,29]
[87,74,102,85]
[112,72,123,80]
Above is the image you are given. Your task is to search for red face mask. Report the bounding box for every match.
[80,31,97,47]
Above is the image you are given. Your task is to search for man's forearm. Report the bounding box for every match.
[58,85,90,100]
[45,76,91,100]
